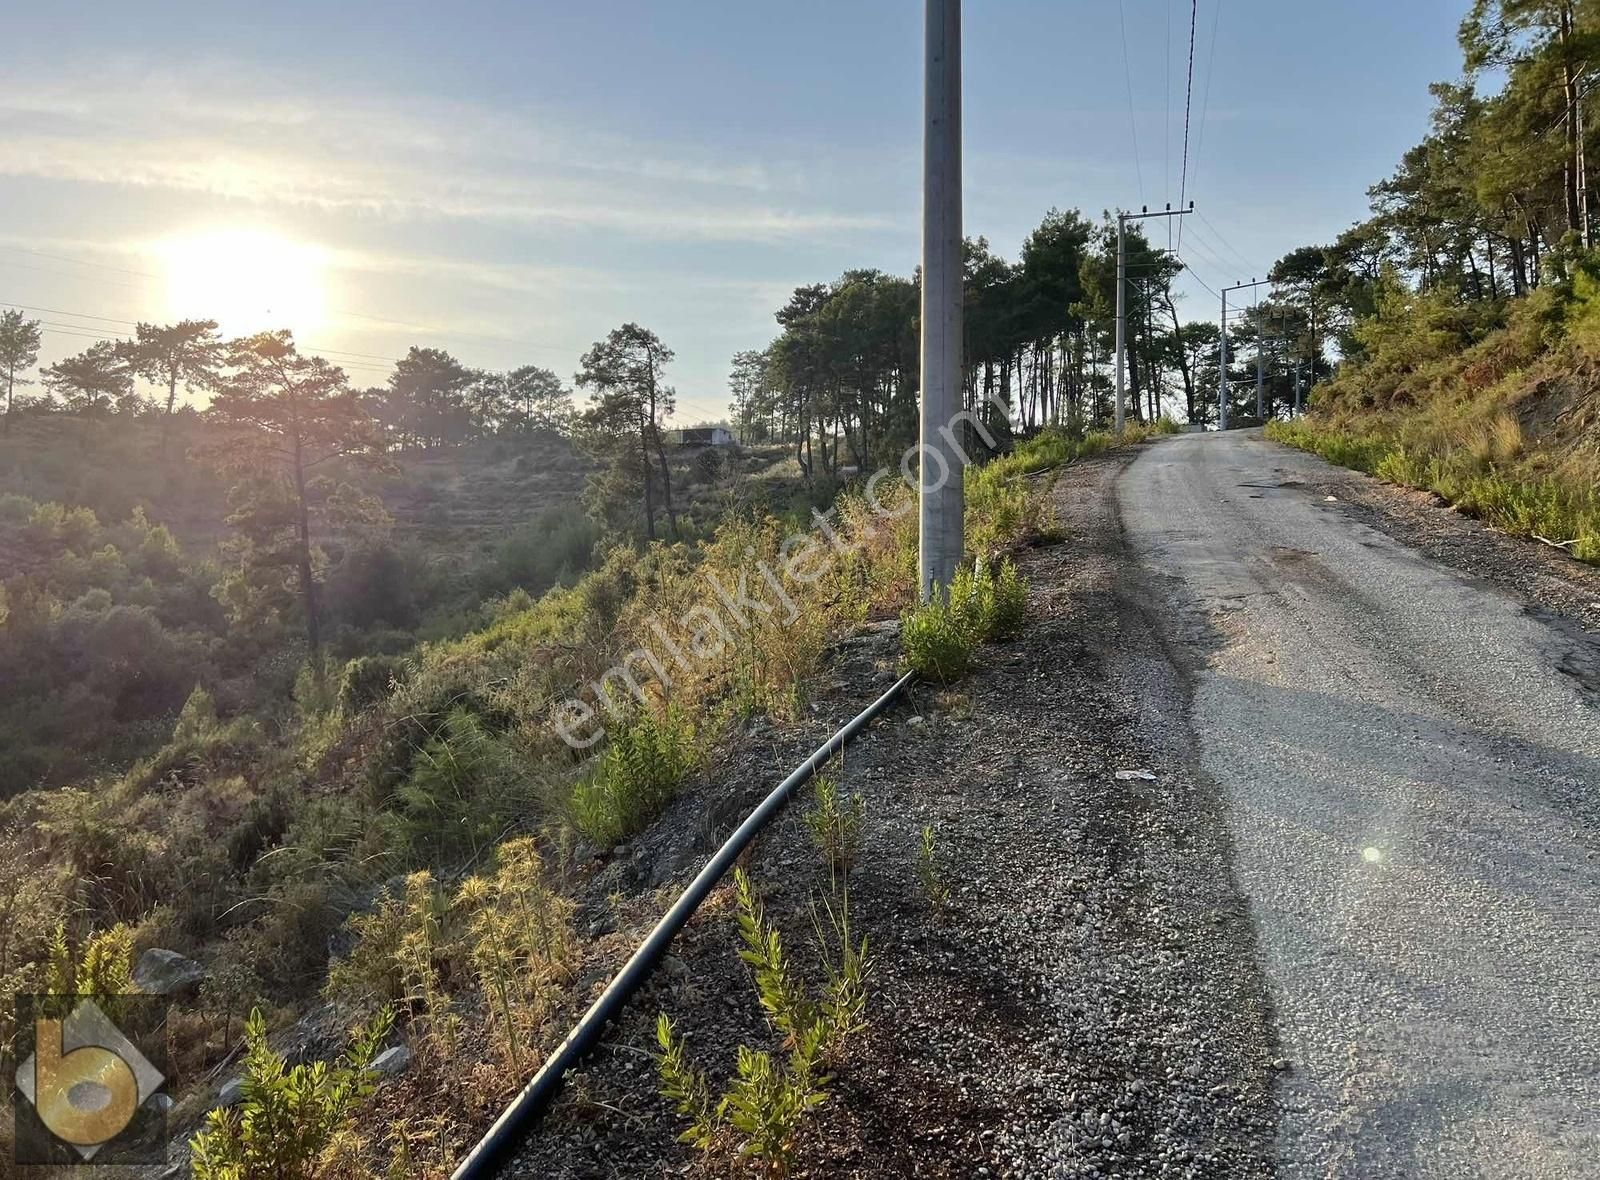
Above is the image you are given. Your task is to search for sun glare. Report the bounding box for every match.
[159,228,329,337]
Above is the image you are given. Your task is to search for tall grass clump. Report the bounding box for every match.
[900,558,1028,681]
[1269,417,1600,564]
[569,705,697,847]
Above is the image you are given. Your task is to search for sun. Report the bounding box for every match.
[158,228,329,337]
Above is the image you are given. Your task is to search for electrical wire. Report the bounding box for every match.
[1165,0,1173,209]
[0,244,580,361]
[1117,0,1146,203]
[2,300,394,376]
[1177,0,1199,255]
[1193,210,1262,277]
[1170,225,1238,282]
[1189,0,1223,213]
[0,246,160,280]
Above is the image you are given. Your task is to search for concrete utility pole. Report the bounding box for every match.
[919,0,963,598]
[1218,286,1229,431]
[1220,278,1271,431]
[1115,203,1193,435]
[1114,215,1127,436]
[1255,303,1266,420]
[1294,359,1304,416]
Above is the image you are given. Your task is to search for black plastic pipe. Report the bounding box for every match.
[449,669,918,1180]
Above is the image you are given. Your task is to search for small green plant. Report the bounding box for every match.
[189,1005,395,1180]
[804,774,864,883]
[657,868,870,1176]
[901,581,979,682]
[916,824,950,914]
[987,559,1027,639]
[901,558,1030,680]
[657,1013,721,1150]
[42,922,134,997]
[569,705,696,846]
[809,892,869,1055]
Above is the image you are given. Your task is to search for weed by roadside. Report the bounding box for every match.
[569,706,698,847]
[916,824,951,915]
[656,868,870,1177]
[1269,419,1600,563]
[190,1005,395,1180]
[901,558,1030,681]
[805,772,864,885]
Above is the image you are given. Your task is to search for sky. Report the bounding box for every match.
[2,0,1470,423]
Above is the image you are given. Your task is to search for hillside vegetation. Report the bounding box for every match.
[0,191,1190,1174]
[1246,1,1600,566]
[1271,278,1600,562]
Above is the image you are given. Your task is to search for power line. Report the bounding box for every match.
[1189,0,1223,208]
[0,246,159,280]
[0,242,583,361]
[1177,0,1199,255]
[1165,0,1173,205]
[1193,210,1261,276]
[0,259,152,293]
[1170,224,1237,281]
[1175,259,1223,301]
[1117,0,1145,203]
[2,299,393,375]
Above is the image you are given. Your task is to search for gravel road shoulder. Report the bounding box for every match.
[509,450,1279,1179]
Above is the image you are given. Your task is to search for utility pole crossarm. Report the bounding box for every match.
[1218,277,1273,431]
[1115,203,1194,436]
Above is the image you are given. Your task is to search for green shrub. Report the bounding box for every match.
[569,706,696,847]
[338,653,409,714]
[392,707,524,861]
[656,868,868,1173]
[988,559,1027,639]
[480,505,601,598]
[901,585,978,682]
[189,1005,394,1180]
[170,684,220,745]
[901,559,1030,681]
[805,774,864,882]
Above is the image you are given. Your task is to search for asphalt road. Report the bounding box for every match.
[1119,429,1600,1179]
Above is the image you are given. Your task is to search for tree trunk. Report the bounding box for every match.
[292,435,321,658]
[3,366,12,436]
[1166,298,1196,422]
[639,414,657,540]
[161,366,179,455]
[651,422,679,540]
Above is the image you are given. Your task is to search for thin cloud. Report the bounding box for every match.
[0,66,890,244]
